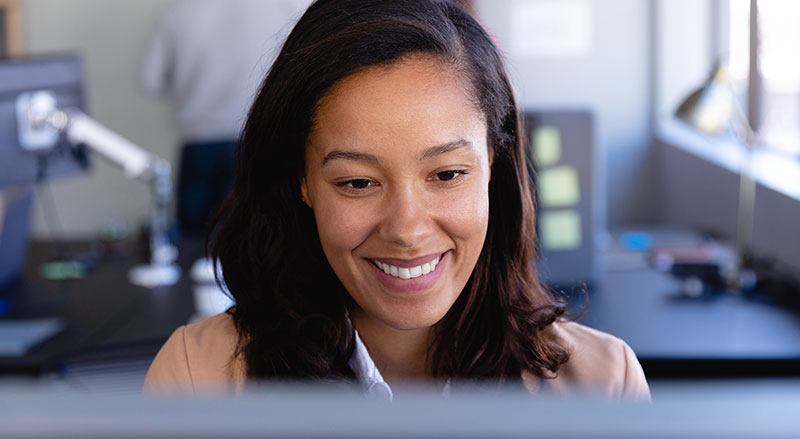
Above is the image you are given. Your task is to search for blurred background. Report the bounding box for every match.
[1,0,799,406]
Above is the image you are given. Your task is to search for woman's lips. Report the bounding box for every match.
[368,251,448,293]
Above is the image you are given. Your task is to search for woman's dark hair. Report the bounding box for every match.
[210,0,569,383]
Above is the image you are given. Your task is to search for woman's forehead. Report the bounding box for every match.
[307,57,487,161]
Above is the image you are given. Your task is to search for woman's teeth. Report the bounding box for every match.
[372,255,441,280]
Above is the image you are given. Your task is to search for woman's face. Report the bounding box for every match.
[302,57,491,331]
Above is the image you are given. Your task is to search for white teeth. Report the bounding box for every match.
[372,254,442,280]
[398,267,411,279]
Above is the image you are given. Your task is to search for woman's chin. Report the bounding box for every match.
[368,304,451,331]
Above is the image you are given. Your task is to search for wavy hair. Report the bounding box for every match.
[210,0,569,384]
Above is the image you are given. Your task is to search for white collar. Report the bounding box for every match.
[347,330,451,401]
[348,330,394,400]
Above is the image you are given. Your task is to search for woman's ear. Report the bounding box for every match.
[299,178,313,208]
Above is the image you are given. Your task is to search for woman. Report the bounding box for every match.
[144,0,650,400]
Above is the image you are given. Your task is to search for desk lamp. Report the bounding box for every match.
[674,61,758,291]
[15,91,180,288]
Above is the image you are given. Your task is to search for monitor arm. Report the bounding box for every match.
[17,91,180,288]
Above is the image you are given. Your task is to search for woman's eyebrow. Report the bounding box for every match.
[321,150,380,167]
[418,139,474,160]
[320,139,474,167]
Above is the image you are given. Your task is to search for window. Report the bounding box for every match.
[728,0,800,156]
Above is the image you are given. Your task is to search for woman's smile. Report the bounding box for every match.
[369,252,443,279]
[366,251,449,294]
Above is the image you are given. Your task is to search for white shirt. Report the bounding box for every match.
[139,0,311,142]
[348,331,394,400]
[348,330,451,401]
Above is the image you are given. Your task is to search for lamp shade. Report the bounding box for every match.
[675,62,734,135]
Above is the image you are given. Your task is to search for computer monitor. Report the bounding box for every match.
[0,54,88,187]
[0,54,89,290]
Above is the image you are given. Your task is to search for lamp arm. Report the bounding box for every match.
[723,86,757,269]
[728,87,758,149]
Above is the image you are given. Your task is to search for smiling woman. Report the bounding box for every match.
[301,58,492,381]
[144,0,650,400]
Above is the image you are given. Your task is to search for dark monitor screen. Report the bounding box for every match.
[0,54,89,290]
[0,54,88,189]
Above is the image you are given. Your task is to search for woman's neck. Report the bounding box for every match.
[352,310,433,385]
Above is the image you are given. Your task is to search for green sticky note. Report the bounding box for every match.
[538,165,580,207]
[540,210,582,251]
[532,126,561,166]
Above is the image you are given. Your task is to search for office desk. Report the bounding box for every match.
[3,237,800,379]
[579,227,800,377]
[0,239,199,375]
[581,267,800,377]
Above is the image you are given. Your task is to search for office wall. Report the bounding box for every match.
[475,0,655,226]
[23,0,178,238]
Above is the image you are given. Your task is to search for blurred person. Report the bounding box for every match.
[144,0,650,400]
[139,0,310,236]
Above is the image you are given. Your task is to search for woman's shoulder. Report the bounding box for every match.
[143,312,245,395]
[184,311,239,345]
[523,320,651,401]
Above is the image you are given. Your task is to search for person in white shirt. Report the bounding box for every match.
[139,0,310,235]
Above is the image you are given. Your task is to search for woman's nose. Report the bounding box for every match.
[378,185,433,248]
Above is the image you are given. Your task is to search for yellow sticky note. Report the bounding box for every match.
[532,126,561,166]
[538,165,580,207]
[540,210,582,251]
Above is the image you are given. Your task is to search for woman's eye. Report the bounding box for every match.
[337,179,373,190]
[433,170,467,181]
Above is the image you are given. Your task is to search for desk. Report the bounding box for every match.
[3,237,800,379]
[0,239,200,375]
[581,268,800,377]
[579,228,800,378]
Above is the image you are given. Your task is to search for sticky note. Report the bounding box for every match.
[532,126,562,166]
[540,210,582,251]
[538,165,580,207]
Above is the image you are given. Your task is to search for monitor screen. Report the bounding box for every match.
[0,54,88,189]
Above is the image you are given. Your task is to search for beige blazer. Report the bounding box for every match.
[144,312,650,400]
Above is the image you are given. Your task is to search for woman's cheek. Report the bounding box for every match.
[315,197,377,252]
[432,185,490,239]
